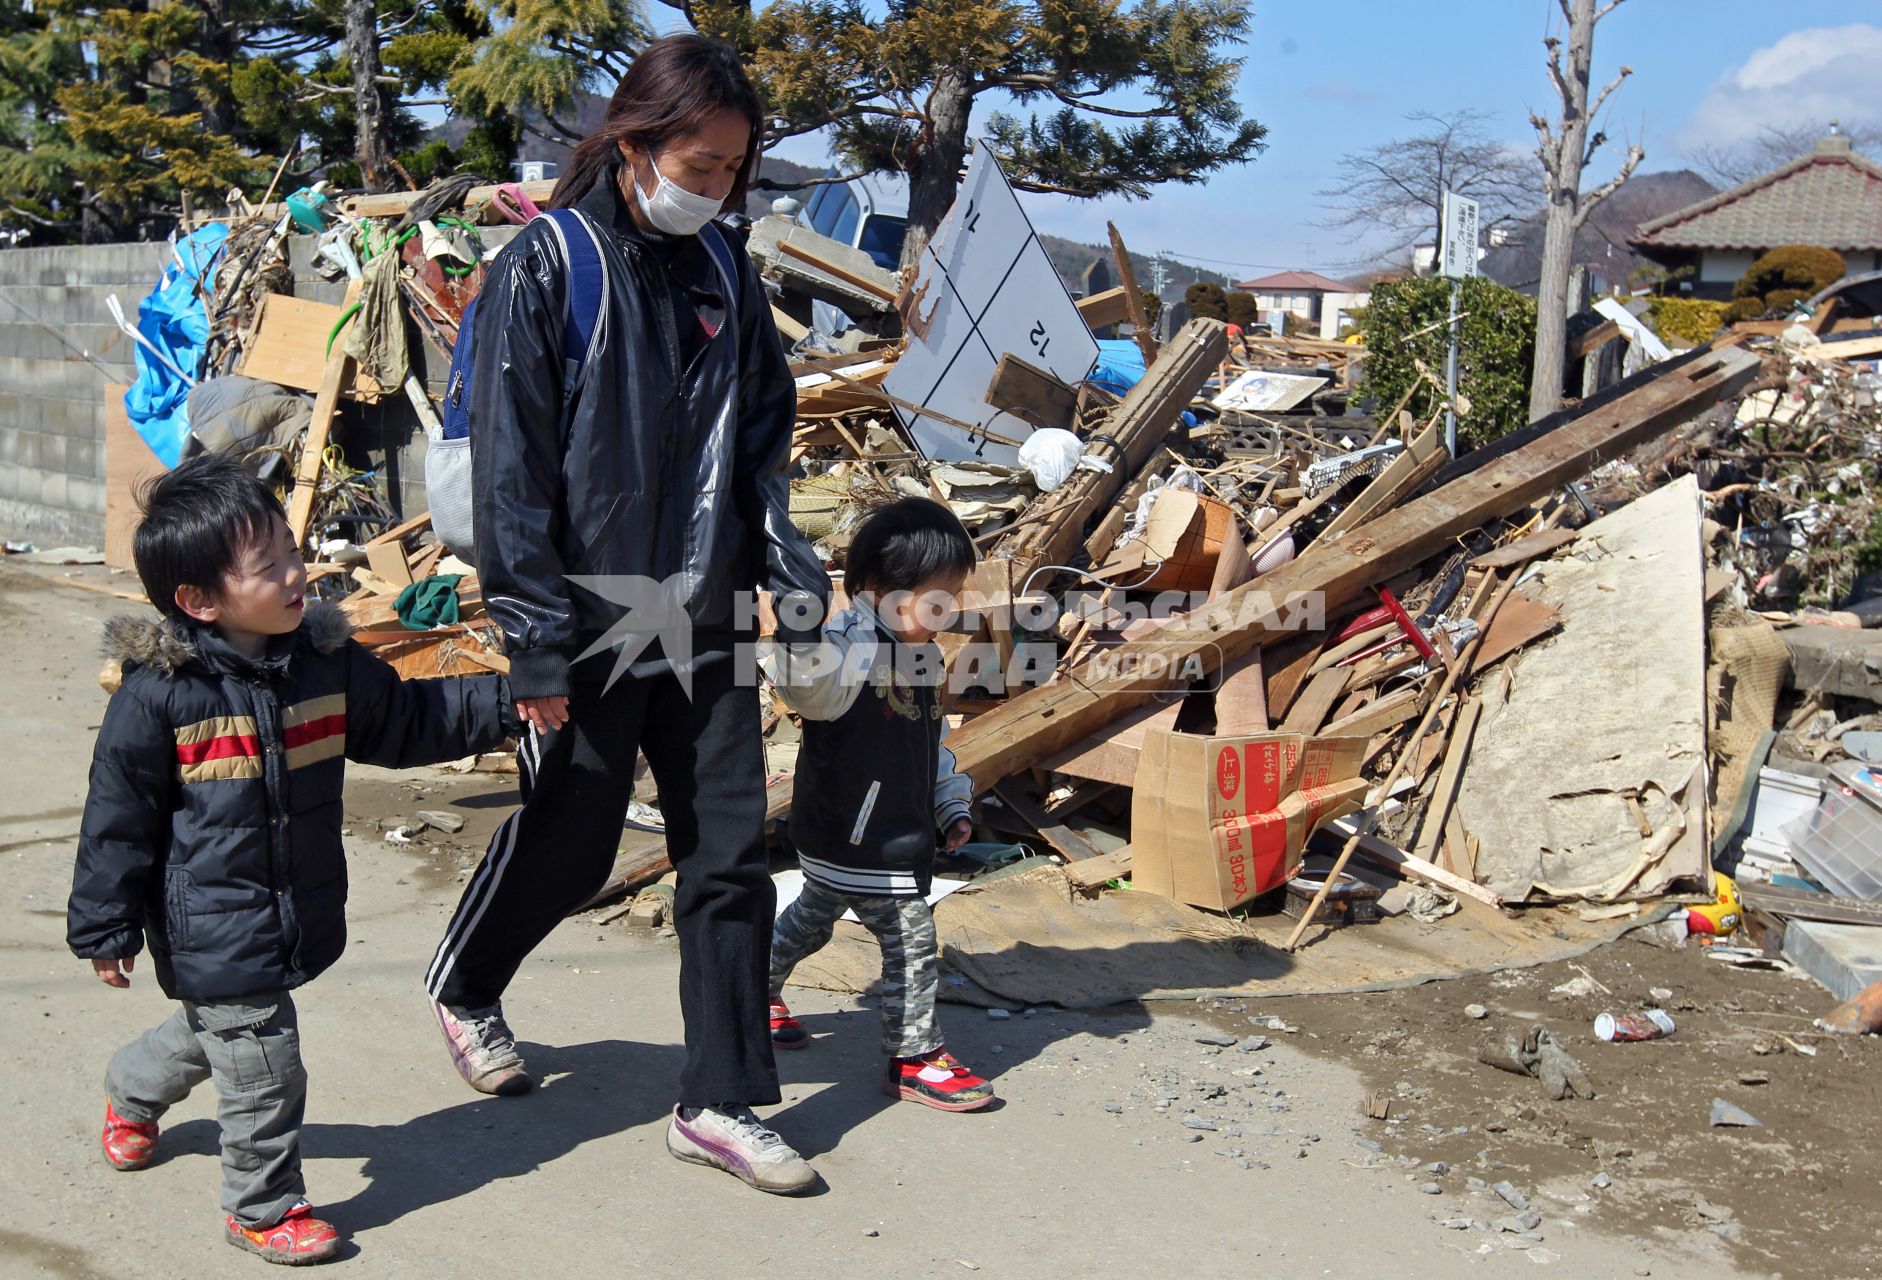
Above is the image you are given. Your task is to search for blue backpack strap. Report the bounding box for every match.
[698,219,743,313]
[538,208,609,390]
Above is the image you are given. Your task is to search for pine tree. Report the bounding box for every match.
[711,0,1267,269]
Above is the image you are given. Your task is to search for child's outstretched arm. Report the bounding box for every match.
[68,687,175,987]
[342,643,516,768]
[759,613,878,722]
[934,716,974,849]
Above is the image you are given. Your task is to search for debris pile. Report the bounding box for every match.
[82,159,1882,1027]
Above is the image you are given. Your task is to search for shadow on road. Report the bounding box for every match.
[164,1039,680,1232]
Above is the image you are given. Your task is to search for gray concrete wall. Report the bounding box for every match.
[0,223,522,548]
[0,241,171,546]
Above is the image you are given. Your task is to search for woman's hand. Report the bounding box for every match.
[944,818,973,851]
[515,696,571,734]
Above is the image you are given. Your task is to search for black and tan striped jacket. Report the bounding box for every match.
[67,602,511,1002]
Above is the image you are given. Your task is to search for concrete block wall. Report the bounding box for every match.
[0,241,171,545]
[0,224,530,547]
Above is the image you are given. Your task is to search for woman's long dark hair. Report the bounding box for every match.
[548,33,765,212]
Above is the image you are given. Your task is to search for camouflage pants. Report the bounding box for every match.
[769,879,941,1058]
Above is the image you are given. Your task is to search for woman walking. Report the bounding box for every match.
[423,34,829,1195]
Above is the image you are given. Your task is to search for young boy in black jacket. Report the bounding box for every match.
[67,455,514,1264]
[760,499,994,1111]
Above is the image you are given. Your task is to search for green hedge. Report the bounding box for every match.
[1354,276,1536,451]
[1645,297,1727,346]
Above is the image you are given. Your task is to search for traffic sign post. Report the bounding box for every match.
[1439,190,1480,457]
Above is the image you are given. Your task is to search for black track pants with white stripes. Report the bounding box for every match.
[424,659,780,1107]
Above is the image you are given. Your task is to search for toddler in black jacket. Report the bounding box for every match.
[66,455,513,1264]
[761,499,995,1111]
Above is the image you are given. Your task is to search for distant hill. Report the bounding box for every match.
[1479,169,1719,294]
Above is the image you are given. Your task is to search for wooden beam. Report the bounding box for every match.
[778,239,899,304]
[995,319,1228,585]
[992,781,1105,861]
[1470,526,1578,569]
[1107,222,1159,367]
[1321,683,1425,739]
[338,178,555,221]
[1318,414,1448,542]
[945,345,1759,791]
[1076,286,1132,331]
[1411,695,1481,865]
[985,353,1078,429]
[287,280,362,547]
[1279,665,1349,734]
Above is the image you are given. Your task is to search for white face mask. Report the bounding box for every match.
[630,152,725,236]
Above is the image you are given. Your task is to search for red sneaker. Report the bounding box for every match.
[883,1048,995,1112]
[225,1202,341,1266]
[101,1100,158,1171]
[769,999,808,1049]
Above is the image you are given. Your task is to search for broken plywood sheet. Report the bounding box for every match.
[1456,475,1710,904]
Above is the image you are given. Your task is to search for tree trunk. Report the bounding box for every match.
[198,0,237,139]
[1529,0,1597,423]
[898,69,973,274]
[346,0,394,192]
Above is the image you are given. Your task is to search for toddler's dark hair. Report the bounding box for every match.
[845,498,976,597]
[133,454,287,620]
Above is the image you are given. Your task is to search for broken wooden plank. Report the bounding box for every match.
[1319,415,1448,542]
[992,781,1105,861]
[1412,696,1481,866]
[1061,845,1133,889]
[364,540,414,591]
[1280,666,1349,735]
[779,238,900,304]
[1107,222,1159,367]
[1329,816,1505,909]
[338,178,555,221]
[1076,286,1132,331]
[1212,648,1267,733]
[1471,526,1579,570]
[366,510,434,547]
[1321,683,1424,739]
[986,353,1078,429]
[286,280,363,546]
[1738,882,1882,927]
[945,346,1758,792]
[1040,697,1182,786]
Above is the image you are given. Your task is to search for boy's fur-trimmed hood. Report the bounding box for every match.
[103,600,354,677]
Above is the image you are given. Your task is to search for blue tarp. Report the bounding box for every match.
[1090,338,1147,397]
[125,223,228,467]
[1090,337,1197,427]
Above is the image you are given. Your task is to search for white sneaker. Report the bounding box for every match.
[623,800,667,833]
[433,1000,534,1097]
[667,1104,816,1195]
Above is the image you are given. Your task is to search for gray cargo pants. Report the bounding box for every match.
[769,880,941,1058]
[106,992,306,1228]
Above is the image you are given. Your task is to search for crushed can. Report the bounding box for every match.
[1594,1009,1675,1042]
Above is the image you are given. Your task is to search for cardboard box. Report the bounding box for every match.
[1130,729,1369,912]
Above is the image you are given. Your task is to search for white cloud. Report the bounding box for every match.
[1678,24,1882,148]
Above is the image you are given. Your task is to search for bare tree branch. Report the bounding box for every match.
[1585,66,1632,126]
[1572,144,1643,227]
[1594,0,1627,20]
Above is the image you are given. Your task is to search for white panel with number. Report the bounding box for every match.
[885,142,1100,467]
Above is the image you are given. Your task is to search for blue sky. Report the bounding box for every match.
[759,2,1882,283]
